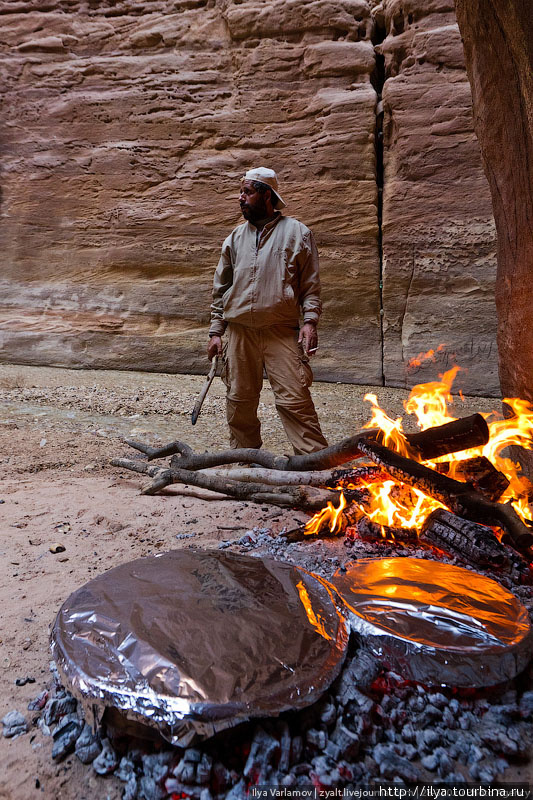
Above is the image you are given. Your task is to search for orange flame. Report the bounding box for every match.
[305,492,346,536]
[305,361,533,537]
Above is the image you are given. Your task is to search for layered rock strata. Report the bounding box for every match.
[455,0,533,409]
[0,0,381,383]
[377,0,499,396]
[1,0,500,396]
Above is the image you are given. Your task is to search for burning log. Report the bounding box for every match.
[403,413,489,460]
[356,439,533,557]
[331,465,388,487]
[123,413,490,472]
[355,516,418,543]
[436,456,510,502]
[421,508,507,568]
[282,500,369,542]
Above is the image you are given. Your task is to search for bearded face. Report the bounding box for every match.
[239,181,271,223]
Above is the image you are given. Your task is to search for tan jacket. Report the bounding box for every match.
[209,214,322,336]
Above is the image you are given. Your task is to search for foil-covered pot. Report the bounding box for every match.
[51,549,348,745]
[330,557,533,687]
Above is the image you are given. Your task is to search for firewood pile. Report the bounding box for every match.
[112,409,533,581]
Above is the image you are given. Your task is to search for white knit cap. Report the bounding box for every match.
[241,167,287,209]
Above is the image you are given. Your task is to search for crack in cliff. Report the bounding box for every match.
[371,20,387,386]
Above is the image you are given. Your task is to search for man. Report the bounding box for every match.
[207,167,328,455]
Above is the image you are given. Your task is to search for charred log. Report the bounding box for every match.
[421,508,507,568]
[282,500,368,542]
[403,414,489,460]
[436,456,510,501]
[331,465,387,487]
[356,439,533,557]
[355,516,418,543]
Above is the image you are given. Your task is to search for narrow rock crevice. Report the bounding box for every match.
[371,19,387,386]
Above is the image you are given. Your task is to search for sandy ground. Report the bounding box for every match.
[0,364,513,799]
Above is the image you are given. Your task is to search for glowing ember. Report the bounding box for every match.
[305,361,533,537]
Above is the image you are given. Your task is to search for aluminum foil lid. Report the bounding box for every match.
[330,558,532,687]
[50,549,348,745]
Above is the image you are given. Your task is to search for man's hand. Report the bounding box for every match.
[207,335,222,360]
[298,322,318,356]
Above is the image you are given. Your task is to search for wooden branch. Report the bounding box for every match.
[357,439,533,555]
[111,458,167,478]
[197,468,338,486]
[124,439,193,460]
[159,467,348,510]
[123,414,490,472]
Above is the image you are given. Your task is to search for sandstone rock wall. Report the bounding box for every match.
[0,0,500,395]
[377,0,499,396]
[0,0,381,383]
[456,0,533,410]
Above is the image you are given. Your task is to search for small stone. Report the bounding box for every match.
[325,740,341,761]
[243,726,279,780]
[442,708,457,728]
[458,713,472,730]
[421,752,439,771]
[43,694,77,726]
[116,755,136,782]
[15,676,35,687]
[306,728,327,750]
[51,715,83,761]
[74,722,101,764]
[28,690,48,711]
[139,775,167,800]
[174,759,195,784]
[49,543,66,554]
[123,774,138,800]
[319,702,337,727]
[401,722,416,744]
[330,720,359,759]
[196,753,212,785]
[2,710,29,738]
[92,738,118,775]
[183,748,203,763]
[373,744,422,782]
[415,728,440,752]
[428,692,448,709]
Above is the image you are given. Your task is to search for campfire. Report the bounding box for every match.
[305,362,533,542]
[113,352,533,580]
[28,356,533,795]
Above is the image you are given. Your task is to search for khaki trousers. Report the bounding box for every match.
[223,323,328,455]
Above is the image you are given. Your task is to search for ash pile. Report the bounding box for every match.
[17,632,533,798]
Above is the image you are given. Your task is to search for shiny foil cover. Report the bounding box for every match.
[50,549,348,745]
[331,558,532,687]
